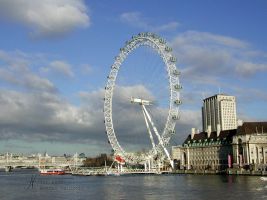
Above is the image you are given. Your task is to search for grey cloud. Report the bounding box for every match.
[100,85,200,149]
[0,83,199,153]
[0,89,92,143]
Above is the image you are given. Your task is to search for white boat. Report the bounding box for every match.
[106,171,121,176]
[260,177,267,181]
[39,168,65,175]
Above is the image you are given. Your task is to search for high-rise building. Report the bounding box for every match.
[202,94,237,133]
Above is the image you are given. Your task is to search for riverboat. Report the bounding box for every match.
[39,168,65,175]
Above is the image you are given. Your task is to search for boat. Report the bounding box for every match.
[39,168,65,175]
[106,171,121,176]
[260,177,267,181]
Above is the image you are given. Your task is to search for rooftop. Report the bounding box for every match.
[183,121,267,144]
[203,93,234,101]
[236,122,267,135]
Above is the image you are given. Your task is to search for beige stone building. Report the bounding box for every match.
[172,128,235,170]
[232,122,267,170]
[172,122,267,171]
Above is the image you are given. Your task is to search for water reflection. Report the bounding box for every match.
[0,170,266,200]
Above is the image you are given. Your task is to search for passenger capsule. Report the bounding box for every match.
[132,35,138,39]
[165,46,172,52]
[174,100,182,105]
[159,38,166,44]
[169,56,177,62]
[173,70,181,76]
[174,84,182,90]
[172,115,180,120]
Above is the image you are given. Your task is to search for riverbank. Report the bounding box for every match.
[173,169,267,176]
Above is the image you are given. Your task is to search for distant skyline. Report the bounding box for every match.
[0,0,266,155]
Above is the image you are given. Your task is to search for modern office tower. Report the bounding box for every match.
[202,94,237,133]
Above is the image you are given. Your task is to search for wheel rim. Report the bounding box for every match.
[104,32,182,164]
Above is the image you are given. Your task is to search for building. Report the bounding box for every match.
[172,122,267,171]
[172,128,235,170]
[232,122,267,170]
[172,94,267,172]
[202,94,237,133]
[171,146,182,168]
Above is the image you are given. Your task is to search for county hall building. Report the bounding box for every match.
[172,94,267,171]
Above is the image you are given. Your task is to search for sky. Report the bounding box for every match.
[0,0,266,156]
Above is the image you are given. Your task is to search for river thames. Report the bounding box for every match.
[0,169,266,200]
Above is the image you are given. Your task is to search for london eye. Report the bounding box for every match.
[104,32,182,169]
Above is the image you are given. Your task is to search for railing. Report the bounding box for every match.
[0,160,84,169]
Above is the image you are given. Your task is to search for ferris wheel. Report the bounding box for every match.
[104,32,182,168]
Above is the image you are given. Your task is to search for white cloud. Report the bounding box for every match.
[154,21,180,32]
[235,61,267,77]
[170,31,267,122]
[120,12,148,29]
[80,64,93,75]
[0,50,56,92]
[0,0,90,37]
[41,60,74,78]
[174,31,248,48]
[171,31,267,83]
[120,11,180,32]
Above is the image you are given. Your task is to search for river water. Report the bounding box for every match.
[0,169,266,200]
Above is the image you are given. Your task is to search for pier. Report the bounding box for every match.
[0,152,84,172]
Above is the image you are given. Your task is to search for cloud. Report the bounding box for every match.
[0,0,90,38]
[232,86,267,104]
[0,47,202,154]
[173,31,249,49]
[170,31,267,122]
[0,49,198,154]
[120,12,148,30]
[120,11,180,32]
[171,30,267,82]
[0,50,56,92]
[80,64,93,75]
[0,79,199,153]
[154,21,180,32]
[0,89,92,143]
[235,62,267,77]
[80,85,201,150]
[171,30,267,106]
[41,60,74,78]
[2,29,266,154]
